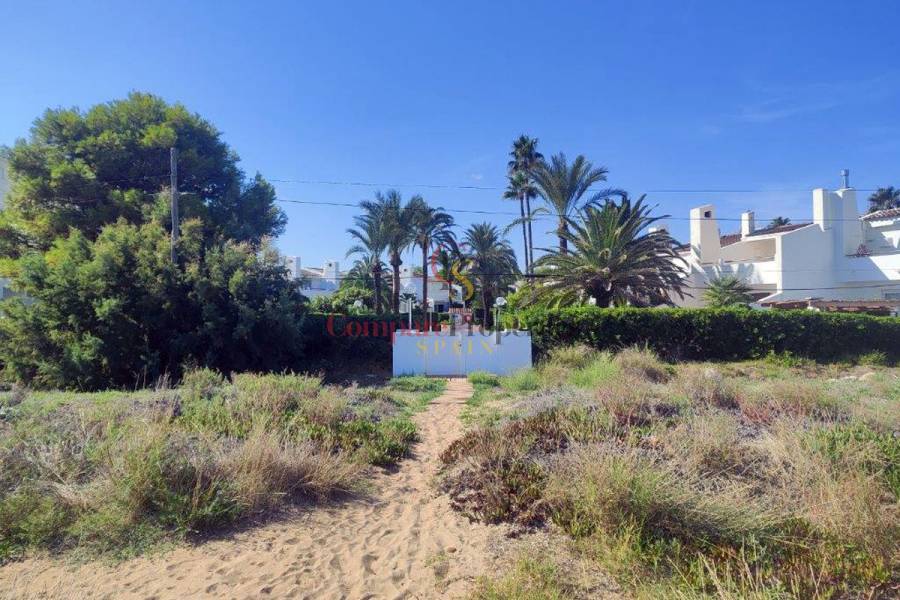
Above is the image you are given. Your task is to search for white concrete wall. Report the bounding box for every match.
[393,330,532,376]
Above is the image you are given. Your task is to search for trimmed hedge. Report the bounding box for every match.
[518,307,900,362]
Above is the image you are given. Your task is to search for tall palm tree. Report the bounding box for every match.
[407,196,455,311]
[503,171,537,274]
[531,153,613,254]
[529,194,686,308]
[868,187,900,213]
[508,135,543,271]
[347,212,389,314]
[359,190,416,313]
[463,223,519,326]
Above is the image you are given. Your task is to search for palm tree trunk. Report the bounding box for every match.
[481,286,489,327]
[518,192,529,274]
[391,254,401,314]
[421,243,429,322]
[525,194,534,273]
[373,265,382,314]
[558,218,568,254]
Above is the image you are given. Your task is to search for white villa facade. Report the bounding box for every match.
[283,256,342,299]
[674,184,900,310]
[283,256,457,310]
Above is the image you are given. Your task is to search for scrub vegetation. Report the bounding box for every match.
[0,373,443,561]
[449,348,899,599]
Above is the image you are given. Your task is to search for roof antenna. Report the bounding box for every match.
[840,169,850,189]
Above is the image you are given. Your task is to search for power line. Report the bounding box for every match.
[273,197,889,224]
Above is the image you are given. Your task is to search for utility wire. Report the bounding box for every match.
[274,197,891,224]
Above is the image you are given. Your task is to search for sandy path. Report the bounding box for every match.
[1,378,499,600]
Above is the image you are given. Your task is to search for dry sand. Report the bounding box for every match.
[0,378,504,599]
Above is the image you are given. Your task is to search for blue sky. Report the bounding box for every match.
[2,0,899,269]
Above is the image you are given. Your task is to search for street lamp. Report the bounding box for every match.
[494,296,507,334]
[352,299,364,314]
[426,298,435,331]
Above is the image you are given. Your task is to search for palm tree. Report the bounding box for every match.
[463,223,519,326]
[868,187,900,213]
[529,194,686,307]
[503,171,537,274]
[433,242,471,307]
[766,216,791,229]
[358,190,416,313]
[347,212,389,314]
[703,275,753,308]
[407,196,455,312]
[345,253,391,309]
[531,153,614,254]
[507,135,544,272]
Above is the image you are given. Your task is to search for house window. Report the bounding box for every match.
[703,210,712,218]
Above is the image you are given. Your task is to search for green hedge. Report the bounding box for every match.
[518,307,900,362]
[300,314,438,368]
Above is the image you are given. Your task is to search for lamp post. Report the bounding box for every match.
[494,296,507,342]
[352,299,364,315]
[426,298,435,332]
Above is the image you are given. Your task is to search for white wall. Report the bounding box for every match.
[393,329,532,376]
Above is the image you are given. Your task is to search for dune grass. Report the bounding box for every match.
[0,372,443,562]
[442,348,899,599]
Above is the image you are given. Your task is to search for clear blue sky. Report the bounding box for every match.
[2,1,899,269]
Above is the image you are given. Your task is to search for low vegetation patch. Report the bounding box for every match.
[0,372,443,561]
[441,347,899,599]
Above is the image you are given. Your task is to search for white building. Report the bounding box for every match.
[282,255,458,311]
[398,265,456,312]
[284,256,342,299]
[675,182,900,310]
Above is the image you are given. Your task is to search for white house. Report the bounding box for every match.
[282,255,458,311]
[675,180,900,311]
[398,265,456,312]
[283,256,342,299]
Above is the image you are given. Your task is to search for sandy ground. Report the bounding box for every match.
[0,378,504,600]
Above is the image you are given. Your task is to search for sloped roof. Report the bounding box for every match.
[861,207,900,221]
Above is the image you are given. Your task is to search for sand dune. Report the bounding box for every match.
[0,378,503,599]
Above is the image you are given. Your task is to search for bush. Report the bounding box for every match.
[520,307,900,363]
[468,371,501,387]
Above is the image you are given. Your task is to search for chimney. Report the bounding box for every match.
[689,204,721,264]
[840,169,850,190]
[740,211,755,238]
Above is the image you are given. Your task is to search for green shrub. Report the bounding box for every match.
[468,371,501,387]
[520,307,900,363]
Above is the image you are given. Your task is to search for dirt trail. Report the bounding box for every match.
[0,378,500,599]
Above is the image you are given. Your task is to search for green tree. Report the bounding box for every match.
[1,92,284,251]
[867,187,900,213]
[0,94,302,390]
[766,216,791,229]
[355,190,417,314]
[528,195,685,308]
[309,284,374,314]
[463,223,519,326]
[703,275,754,308]
[506,135,543,272]
[0,220,305,389]
[531,153,613,254]
[343,253,391,311]
[432,243,469,307]
[407,196,455,311]
[347,211,390,314]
